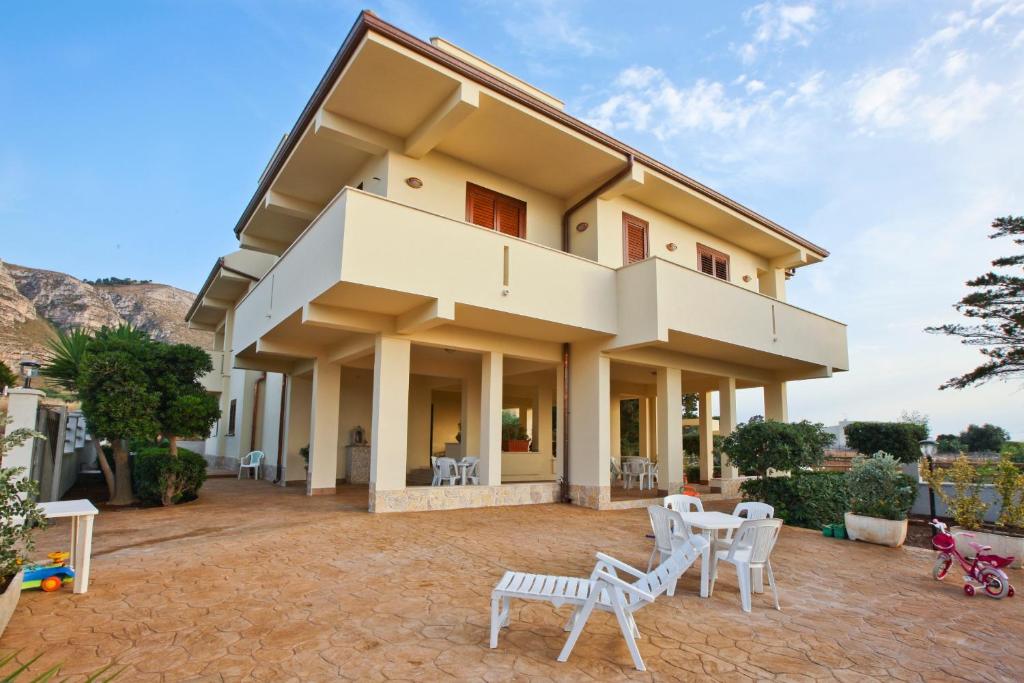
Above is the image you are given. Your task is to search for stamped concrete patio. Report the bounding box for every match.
[5,478,1023,681]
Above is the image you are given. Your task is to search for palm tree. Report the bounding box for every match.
[40,328,92,394]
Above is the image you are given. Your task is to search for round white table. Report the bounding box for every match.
[678,511,744,598]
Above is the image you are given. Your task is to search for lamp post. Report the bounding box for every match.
[18,359,40,390]
[919,439,938,532]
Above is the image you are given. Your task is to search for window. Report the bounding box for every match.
[465,183,526,238]
[227,399,237,436]
[697,244,729,281]
[622,213,649,264]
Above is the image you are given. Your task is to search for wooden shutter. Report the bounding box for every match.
[697,244,729,281]
[622,213,649,264]
[466,183,525,238]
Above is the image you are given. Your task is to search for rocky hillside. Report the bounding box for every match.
[0,261,211,373]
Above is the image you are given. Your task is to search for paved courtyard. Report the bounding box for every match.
[5,478,1023,681]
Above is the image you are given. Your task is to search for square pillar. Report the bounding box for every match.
[764,382,788,422]
[461,364,481,458]
[718,377,739,480]
[535,383,553,457]
[554,362,565,476]
[370,336,411,498]
[4,388,43,475]
[307,359,341,495]
[610,395,621,463]
[638,397,650,459]
[567,343,610,508]
[698,391,714,482]
[656,367,683,493]
[479,351,503,486]
[647,395,658,461]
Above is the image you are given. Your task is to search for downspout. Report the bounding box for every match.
[558,154,635,502]
[274,375,288,484]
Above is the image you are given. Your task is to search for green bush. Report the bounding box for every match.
[847,452,916,520]
[844,421,927,463]
[723,417,834,479]
[1000,441,1024,463]
[741,471,848,529]
[133,446,207,505]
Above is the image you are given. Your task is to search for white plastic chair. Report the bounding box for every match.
[433,457,459,486]
[664,494,704,514]
[622,459,652,490]
[238,451,265,480]
[647,505,705,577]
[610,459,623,485]
[720,502,775,544]
[462,456,480,485]
[490,537,708,671]
[709,518,783,612]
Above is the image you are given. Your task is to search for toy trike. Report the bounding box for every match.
[22,552,75,592]
[930,520,1015,599]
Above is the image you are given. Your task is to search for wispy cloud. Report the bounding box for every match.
[735,1,819,63]
[500,0,597,56]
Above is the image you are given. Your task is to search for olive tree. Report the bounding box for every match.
[723,416,835,486]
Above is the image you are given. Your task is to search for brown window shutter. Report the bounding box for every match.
[622,213,649,264]
[466,183,525,237]
[697,244,729,281]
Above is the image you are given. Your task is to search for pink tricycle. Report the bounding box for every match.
[930,519,1015,598]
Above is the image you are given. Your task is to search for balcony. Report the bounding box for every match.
[200,350,226,392]
[615,258,848,373]
[232,188,618,354]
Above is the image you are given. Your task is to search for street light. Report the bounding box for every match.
[18,359,40,389]
[920,439,938,529]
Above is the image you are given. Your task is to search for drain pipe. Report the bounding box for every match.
[558,154,635,501]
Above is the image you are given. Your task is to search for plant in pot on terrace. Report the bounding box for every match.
[0,414,47,637]
[844,452,916,547]
[920,452,1024,567]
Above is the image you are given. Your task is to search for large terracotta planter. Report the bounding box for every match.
[844,512,908,547]
[0,571,23,638]
[502,439,530,452]
[952,527,1024,569]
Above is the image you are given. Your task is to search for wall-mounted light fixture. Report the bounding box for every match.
[405,177,423,189]
[575,222,589,232]
[742,275,752,283]
[666,242,678,252]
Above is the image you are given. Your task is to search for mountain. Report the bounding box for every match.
[0,260,211,373]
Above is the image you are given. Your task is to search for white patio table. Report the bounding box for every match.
[38,499,98,594]
[455,460,472,485]
[678,510,744,598]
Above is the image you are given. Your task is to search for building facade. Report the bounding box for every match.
[187,11,848,512]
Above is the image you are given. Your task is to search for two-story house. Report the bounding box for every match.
[187,11,848,512]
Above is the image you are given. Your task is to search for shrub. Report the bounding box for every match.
[920,454,987,529]
[723,417,834,480]
[741,471,848,529]
[844,422,928,463]
[993,454,1024,529]
[1000,441,1024,463]
[133,447,208,506]
[847,452,916,520]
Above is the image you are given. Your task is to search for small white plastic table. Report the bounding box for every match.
[678,511,744,598]
[37,500,98,594]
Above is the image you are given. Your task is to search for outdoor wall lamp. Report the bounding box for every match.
[666,242,677,251]
[19,359,40,389]
[575,222,589,232]
[405,177,423,189]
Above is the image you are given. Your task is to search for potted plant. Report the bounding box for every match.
[0,414,47,637]
[921,453,1024,567]
[844,452,916,547]
[501,419,530,452]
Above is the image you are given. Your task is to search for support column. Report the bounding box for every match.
[656,367,683,494]
[567,343,610,508]
[461,364,481,459]
[554,362,565,478]
[535,383,552,458]
[638,397,650,459]
[479,351,503,486]
[307,358,341,495]
[647,395,658,462]
[4,388,43,476]
[610,395,621,464]
[764,382,789,422]
[698,391,714,483]
[369,336,411,505]
[718,377,739,480]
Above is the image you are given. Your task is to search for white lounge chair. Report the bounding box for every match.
[709,517,783,613]
[489,537,707,672]
[238,451,265,480]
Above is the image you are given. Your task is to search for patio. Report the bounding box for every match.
[5,478,1023,681]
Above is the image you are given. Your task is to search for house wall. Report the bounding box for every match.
[338,367,373,478]
[431,390,461,454]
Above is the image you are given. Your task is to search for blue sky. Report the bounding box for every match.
[2,1,1023,437]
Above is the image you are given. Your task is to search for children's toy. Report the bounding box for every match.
[22,552,75,592]
[930,520,1015,598]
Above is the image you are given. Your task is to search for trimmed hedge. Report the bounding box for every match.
[134,446,208,505]
[741,471,849,530]
[844,421,927,463]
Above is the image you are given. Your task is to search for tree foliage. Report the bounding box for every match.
[958,423,1010,453]
[40,328,93,393]
[145,343,218,455]
[844,421,928,463]
[0,362,16,391]
[722,416,834,480]
[928,216,1024,389]
[936,433,965,454]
